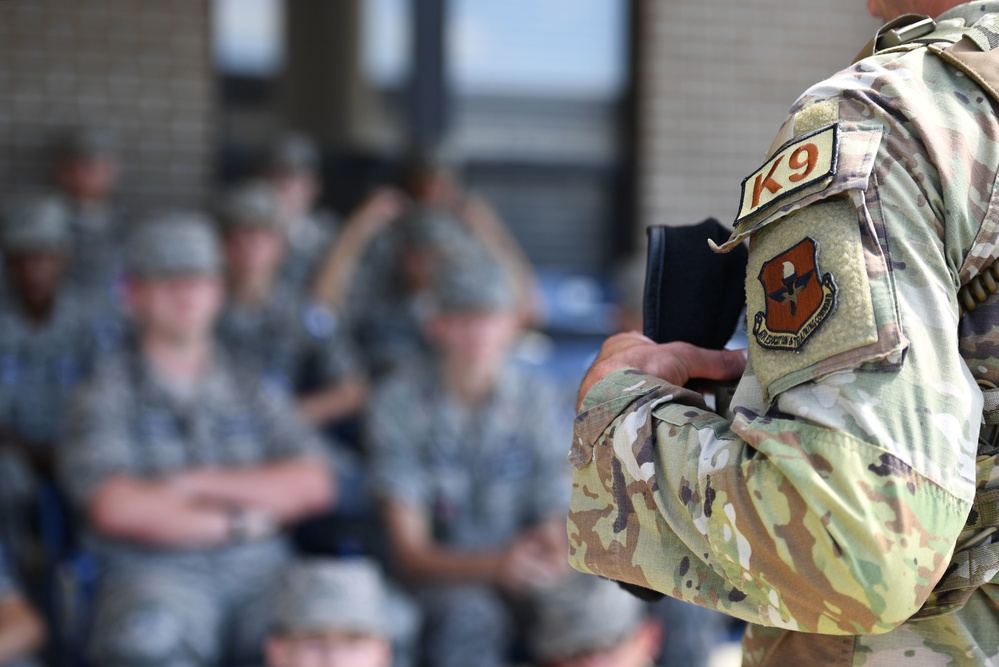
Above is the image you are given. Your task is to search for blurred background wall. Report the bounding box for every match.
[636,1,879,235]
[0,0,880,269]
[0,0,215,213]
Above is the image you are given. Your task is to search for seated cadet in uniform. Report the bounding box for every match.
[401,147,540,325]
[51,127,125,310]
[529,574,662,667]
[260,133,339,293]
[0,540,44,667]
[0,195,120,568]
[216,180,367,426]
[58,213,335,667]
[367,255,571,667]
[265,559,392,667]
[318,205,483,378]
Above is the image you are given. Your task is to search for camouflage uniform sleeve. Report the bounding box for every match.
[57,359,138,510]
[568,53,993,635]
[366,375,429,507]
[251,381,330,466]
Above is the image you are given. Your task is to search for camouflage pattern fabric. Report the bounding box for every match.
[568,3,999,665]
[0,289,120,448]
[59,346,328,564]
[367,361,571,667]
[279,209,338,293]
[368,361,571,550]
[65,203,125,310]
[58,345,329,665]
[216,287,362,401]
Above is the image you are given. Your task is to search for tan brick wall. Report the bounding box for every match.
[636,0,879,234]
[0,0,215,215]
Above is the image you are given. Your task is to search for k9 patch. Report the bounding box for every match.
[736,125,838,225]
[754,237,836,351]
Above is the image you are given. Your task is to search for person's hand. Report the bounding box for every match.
[227,506,279,543]
[350,188,409,236]
[497,532,569,594]
[578,333,746,410]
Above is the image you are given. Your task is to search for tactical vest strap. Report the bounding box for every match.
[913,487,999,619]
[983,386,999,425]
[931,36,999,107]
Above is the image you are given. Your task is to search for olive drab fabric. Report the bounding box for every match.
[568,3,999,665]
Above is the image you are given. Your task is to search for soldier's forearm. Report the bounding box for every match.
[87,476,231,549]
[0,596,45,663]
[175,458,335,522]
[296,379,368,425]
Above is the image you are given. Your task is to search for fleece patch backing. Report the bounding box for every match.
[747,198,877,396]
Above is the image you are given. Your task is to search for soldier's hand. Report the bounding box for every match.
[497,534,568,594]
[578,332,746,410]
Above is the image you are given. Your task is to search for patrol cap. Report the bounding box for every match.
[429,252,516,314]
[530,574,646,662]
[60,126,117,160]
[0,194,72,255]
[274,559,388,637]
[264,132,321,174]
[404,142,464,179]
[125,211,222,278]
[400,205,468,251]
[218,180,281,232]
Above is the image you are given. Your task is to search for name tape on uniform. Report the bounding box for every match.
[736,125,838,226]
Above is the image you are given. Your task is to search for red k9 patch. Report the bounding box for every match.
[753,237,837,351]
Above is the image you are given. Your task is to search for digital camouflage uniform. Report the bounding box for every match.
[530,572,648,665]
[279,209,338,294]
[568,3,999,665]
[0,194,121,563]
[57,213,331,667]
[59,347,329,667]
[345,207,483,377]
[65,202,125,310]
[368,360,571,667]
[217,286,360,404]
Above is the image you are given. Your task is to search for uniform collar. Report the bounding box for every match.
[938,1,999,23]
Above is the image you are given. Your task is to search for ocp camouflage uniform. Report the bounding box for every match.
[59,346,329,667]
[568,3,999,665]
[217,285,361,402]
[368,361,571,667]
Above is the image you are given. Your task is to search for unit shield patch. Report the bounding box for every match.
[754,237,836,351]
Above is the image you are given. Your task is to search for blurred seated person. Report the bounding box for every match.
[367,255,571,667]
[315,202,495,378]
[261,133,339,293]
[0,195,120,567]
[52,126,125,309]
[216,181,367,427]
[266,559,392,667]
[58,213,335,667]
[0,541,44,667]
[402,145,540,324]
[530,574,662,667]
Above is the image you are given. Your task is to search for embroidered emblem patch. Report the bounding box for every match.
[753,237,837,351]
[736,125,838,225]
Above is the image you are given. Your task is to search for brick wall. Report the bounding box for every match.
[0,0,215,216]
[636,0,879,234]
